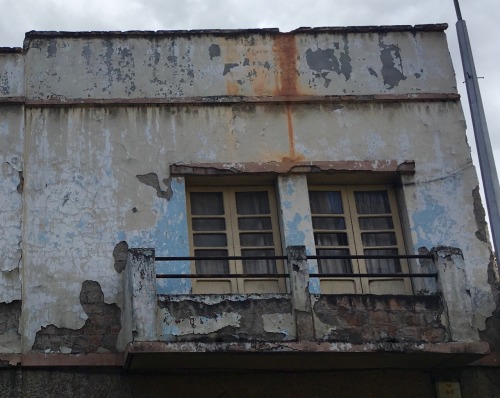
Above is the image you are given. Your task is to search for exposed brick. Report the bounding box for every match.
[32,281,121,353]
[0,301,21,336]
[313,295,446,344]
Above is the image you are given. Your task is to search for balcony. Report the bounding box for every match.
[123,246,489,370]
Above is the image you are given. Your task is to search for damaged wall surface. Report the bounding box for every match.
[0,26,497,387]
[0,49,24,354]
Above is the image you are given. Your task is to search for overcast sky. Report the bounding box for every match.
[1,0,498,188]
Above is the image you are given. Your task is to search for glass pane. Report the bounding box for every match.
[314,233,348,246]
[235,191,270,215]
[240,233,274,247]
[193,233,227,247]
[192,218,226,231]
[238,217,272,230]
[361,232,397,246]
[364,249,401,273]
[190,192,224,215]
[241,249,277,274]
[194,249,229,274]
[312,217,346,230]
[359,216,393,230]
[317,249,352,274]
[354,191,390,214]
[309,191,343,214]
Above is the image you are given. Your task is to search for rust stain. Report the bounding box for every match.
[226,80,240,96]
[285,103,298,161]
[273,34,299,96]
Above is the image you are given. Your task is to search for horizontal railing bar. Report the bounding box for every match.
[309,273,438,278]
[308,254,433,260]
[155,255,287,261]
[156,273,437,279]
[156,273,289,279]
[155,254,433,262]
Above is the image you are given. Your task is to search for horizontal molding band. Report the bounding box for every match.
[0,93,460,107]
[171,160,416,176]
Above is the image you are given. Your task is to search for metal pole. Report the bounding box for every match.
[454,0,500,263]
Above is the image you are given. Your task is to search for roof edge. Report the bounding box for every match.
[0,47,23,54]
[23,23,448,42]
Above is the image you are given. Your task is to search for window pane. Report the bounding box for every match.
[240,233,274,247]
[314,233,348,246]
[193,233,227,247]
[354,191,390,214]
[192,218,226,231]
[235,191,270,215]
[364,249,401,273]
[312,217,346,230]
[309,191,343,214]
[358,216,393,230]
[194,249,229,274]
[241,249,277,274]
[317,249,352,274]
[238,217,272,230]
[361,232,397,246]
[190,192,224,215]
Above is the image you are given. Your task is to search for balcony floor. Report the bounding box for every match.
[124,341,489,371]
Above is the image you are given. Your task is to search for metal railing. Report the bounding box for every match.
[155,253,437,280]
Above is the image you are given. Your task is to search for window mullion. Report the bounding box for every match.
[225,189,243,286]
[344,188,363,271]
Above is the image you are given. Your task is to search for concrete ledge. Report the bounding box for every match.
[124,341,489,371]
[0,353,124,368]
[14,93,461,107]
[171,160,415,176]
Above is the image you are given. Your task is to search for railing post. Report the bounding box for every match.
[432,246,479,341]
[287,246,315,341]
[124,248,157,342]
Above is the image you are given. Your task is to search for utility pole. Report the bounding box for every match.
[454,0,500,264]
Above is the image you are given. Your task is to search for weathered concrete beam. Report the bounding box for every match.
[287,246,314,341]
[433,246,480,341]
[11,93,461,107]
[124,249,157,343]
[171,160,415,176]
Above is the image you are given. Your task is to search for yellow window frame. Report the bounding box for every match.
[309,185,412,295]
[187,185,285,294]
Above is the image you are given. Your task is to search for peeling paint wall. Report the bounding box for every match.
[0,51,24,354]
[0,51,24,97]
[312,295,446,343]
[23,30,455,100]
[0,27,496,355]
[158,294,295,342]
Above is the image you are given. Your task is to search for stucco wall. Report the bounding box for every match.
[0,27,496,354]
[23,29,455,101]
[0,51,24,354]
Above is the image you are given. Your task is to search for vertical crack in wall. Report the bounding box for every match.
[32,281,121,354]
[16,170,23,194]
[472,186,488,243]
[479,252,500,351]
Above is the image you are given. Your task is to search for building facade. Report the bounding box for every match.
[0,25,499,397]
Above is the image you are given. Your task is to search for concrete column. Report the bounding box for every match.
[287,246,314,341]
[124,248,157,342]
[433,246,479,341]
[277,175,320,293]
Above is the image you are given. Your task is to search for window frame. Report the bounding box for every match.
[186,185,285,294]
[309,184,412,295]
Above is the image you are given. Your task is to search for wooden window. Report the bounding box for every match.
[187,186,285,294]
[309,186,412,294]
